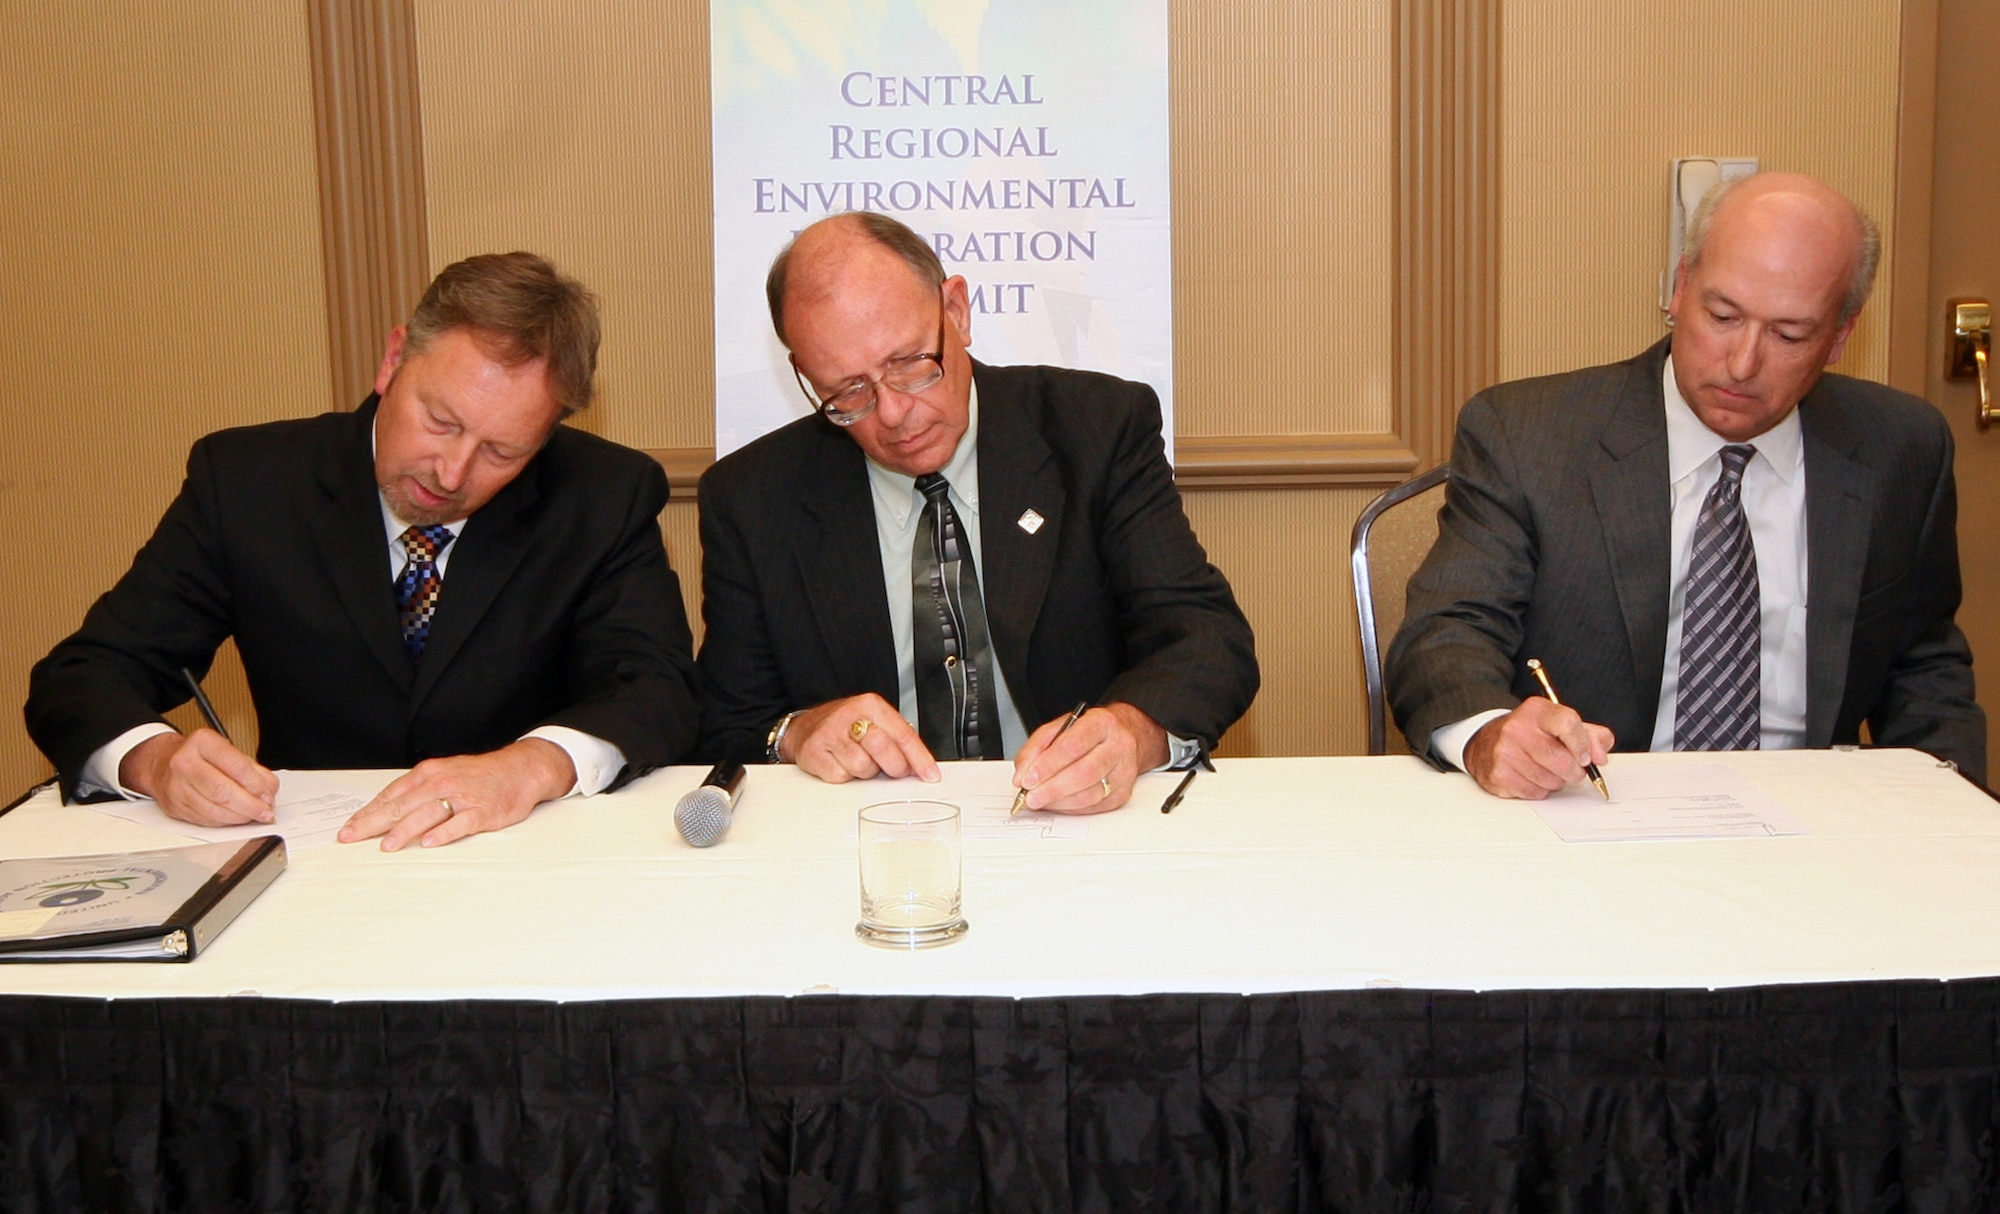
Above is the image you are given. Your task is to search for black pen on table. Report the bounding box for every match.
[180,667,230,742]
[1011,700,1091,816]
[1525,658,1608,800]
[1160,740,1215,813]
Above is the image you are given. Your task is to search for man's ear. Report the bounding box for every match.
[941,275,972,346]
[1665,260,1690,324]
[374,326,408,396]
[1822,315,1859,368]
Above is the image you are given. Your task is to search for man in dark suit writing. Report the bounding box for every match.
[27,252,700,847]
[698,212,1257,811]
[1388,172,1984,797]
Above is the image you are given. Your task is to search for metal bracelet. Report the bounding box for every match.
[765,710,801,764]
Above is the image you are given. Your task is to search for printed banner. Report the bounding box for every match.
[711,0,1173,459]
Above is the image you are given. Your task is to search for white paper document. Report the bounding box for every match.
[957,794,1091,840]
[1529,763,1808,843]
[86,770,371,851]
[843,763,1090,840]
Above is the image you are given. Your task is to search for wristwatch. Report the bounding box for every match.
[765,711,801,764]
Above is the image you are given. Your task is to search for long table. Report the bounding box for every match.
[5,750,2000,1211]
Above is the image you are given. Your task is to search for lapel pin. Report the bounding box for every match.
[1017,509,1045,535]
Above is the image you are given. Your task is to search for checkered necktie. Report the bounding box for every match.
[911,473,1003,760]
[1675,444,1760,751]
[395,524,455,661]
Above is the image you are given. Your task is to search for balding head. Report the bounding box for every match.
[767,212,947,347]
[768,212,975,476]
[1684,172,1880,323]
[1666,172,1873,441]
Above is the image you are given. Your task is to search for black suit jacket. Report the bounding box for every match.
[27,397,700,799]
[695,362,1258,763]
[1388,338,1986,785]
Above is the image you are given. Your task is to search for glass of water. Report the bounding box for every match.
[856,799,968,948]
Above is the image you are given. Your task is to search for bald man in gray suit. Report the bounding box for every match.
[1388,173,1984,797]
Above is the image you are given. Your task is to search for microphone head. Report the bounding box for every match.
[675,785,734,847]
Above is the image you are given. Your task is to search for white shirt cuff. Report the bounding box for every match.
[78,722,179,800]
[1163,731,1202,772]
[1430,709,1511,772]
[522,726,626,797]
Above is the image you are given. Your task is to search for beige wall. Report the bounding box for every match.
[0,4,329,794]
[1499,0,1903,383]
[0,0,1916,791]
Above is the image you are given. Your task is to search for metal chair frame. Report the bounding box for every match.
[1350,463,1452,755]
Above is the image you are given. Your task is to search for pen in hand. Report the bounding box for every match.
[181,667,230,741]
[1011,700,1091,816]
[1525,658,1608,800]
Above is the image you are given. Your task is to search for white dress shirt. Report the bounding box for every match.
[78,421,626,799]
[1431,353,1809,770]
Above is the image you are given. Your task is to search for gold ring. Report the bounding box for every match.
[437,798,455,818]
[849,718,872,743]
[1098,777,1111,800]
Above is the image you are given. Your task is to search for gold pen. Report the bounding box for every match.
[1012,700,1091,815]
[1525,658,1609,800]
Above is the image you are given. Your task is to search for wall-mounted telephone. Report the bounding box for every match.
[1660,157,1759,315]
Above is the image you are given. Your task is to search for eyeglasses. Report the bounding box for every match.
[791,302,948,426]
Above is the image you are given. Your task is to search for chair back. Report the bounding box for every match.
[1351,464,1451,755]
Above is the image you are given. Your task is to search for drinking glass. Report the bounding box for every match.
[856,799,968,948]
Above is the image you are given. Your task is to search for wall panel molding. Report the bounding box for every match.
[642,435,1421,502]
[1395,0,1501,468]
[1175,435,1419,489]
[1888,0,1939,397]
[309,0,430,412]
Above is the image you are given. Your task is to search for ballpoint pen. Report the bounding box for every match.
[1159,767,1197,813]
[1525,658,1608,799]
[1011,700,1091,815]
[1160,740,1215,813]
[181,667,230,741]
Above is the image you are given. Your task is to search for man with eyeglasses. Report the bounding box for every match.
[696,211,1257,812]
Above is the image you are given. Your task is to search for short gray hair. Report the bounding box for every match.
[1682,177,1882,324]
[764,212,946,347]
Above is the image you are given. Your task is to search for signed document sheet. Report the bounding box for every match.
[1530,763,1808,843]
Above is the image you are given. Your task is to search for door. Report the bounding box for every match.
[1926,0,2000,769]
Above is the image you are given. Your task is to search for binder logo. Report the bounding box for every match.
[0,865,167,917]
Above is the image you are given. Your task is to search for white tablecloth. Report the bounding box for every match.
[1,748,1995,1002]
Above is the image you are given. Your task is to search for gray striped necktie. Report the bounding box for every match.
[911,473,1003,760]
[1675,444,1760,751]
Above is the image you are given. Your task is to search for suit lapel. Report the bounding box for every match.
[973,365,1062,722]
[310,397,414,695]
[1800,389,1877,745]
[409,443,544,711]
[1585,345,1672,722]
[797,427,900,699]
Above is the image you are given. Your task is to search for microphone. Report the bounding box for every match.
[674,761,748,847]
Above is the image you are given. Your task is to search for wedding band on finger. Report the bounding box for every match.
[849,717,873,743]
[1098,776,1111,801]
[437,798,455,818]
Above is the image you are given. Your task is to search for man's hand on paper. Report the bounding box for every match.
[1012,702,1166,814]
[784,692,942,783]
[337,738,576,850]
[1464,697,1613,801]
[120,728,279,827]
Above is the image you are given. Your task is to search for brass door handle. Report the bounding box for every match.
[1948,298,1994,428]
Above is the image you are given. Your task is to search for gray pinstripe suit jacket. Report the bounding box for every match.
[1386,338,1986,787]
